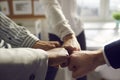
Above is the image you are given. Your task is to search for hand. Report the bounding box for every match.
[62,34,81,54]
[32,40,60,51]
[68,50,105,79]
[61,34,81,67]
[47,48,69,67]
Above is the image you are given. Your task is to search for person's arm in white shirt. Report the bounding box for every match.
[0,48,48,80]
[0,48,69,80]
[40,0,74,39]
[41,0,81,59]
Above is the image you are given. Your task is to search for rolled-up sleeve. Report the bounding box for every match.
[0,12,39,48]
[40,0,74,40]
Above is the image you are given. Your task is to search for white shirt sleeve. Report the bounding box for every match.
[40,0,74,40]
[0,48,48,80]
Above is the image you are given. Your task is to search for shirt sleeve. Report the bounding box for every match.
[40,0,74,40]
[0,48,48,80]
[102,47,111,66]
[0,12,39,48]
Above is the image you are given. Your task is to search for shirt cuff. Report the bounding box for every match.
[102,47,111,66]
[21,34,39,47]
[54,20,75,40]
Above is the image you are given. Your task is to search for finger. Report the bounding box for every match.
[48,43,60,49]
[60,57,70,67]
[43,45,56,51]
[55,53,69,67]
[64,45,80,54]
[50,41,61,47]
[60,61,68,67]
[64,47,74,55]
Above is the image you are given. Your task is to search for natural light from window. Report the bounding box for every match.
[109,0,120,15]
[77,0,120,21]
[76,0,100,17]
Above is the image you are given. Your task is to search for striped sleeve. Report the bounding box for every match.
[0,12,39,48]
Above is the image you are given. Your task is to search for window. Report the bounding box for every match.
[76,0,120,21]
[77,0,100,17]
[109,0,120,15]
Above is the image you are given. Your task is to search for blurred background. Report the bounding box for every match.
[0,0,120,80]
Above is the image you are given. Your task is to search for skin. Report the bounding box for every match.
[32,40,60,51]
[61,34,81,67]
[47,48,69,67]
[32,34,80,53]
[68,49,106,79]
[32,34,81,67]
[63,34,81,53]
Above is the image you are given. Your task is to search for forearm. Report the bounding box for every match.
[93,49,106,67]
[63,33,76,42]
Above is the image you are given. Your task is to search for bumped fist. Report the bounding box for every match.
[47,48,69,67]
[68,50,105,79]
[62,34,81,54]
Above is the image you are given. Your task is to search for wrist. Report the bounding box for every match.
[94,49,106,67]
[63,33,75,42]
[32,40,40,48]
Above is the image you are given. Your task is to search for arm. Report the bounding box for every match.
[69,39,120,79]
[40,0,80,67]
[0,12,38,48]
[40,0,74,39]
[0,48,68,80]
[0,48,48,80]
[0,12,60,50]
[104,39,120,69]
[40,0,80,52]
[68,49,105,78]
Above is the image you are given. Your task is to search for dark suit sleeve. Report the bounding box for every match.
[104,39,120,69]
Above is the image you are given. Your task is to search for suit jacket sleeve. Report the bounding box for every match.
[104,39,120,69]
[0,48,48,80]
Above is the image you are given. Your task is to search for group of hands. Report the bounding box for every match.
[32,34,102,79]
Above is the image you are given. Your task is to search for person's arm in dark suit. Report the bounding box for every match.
[68,39,120,79]
[104,39,120,69]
